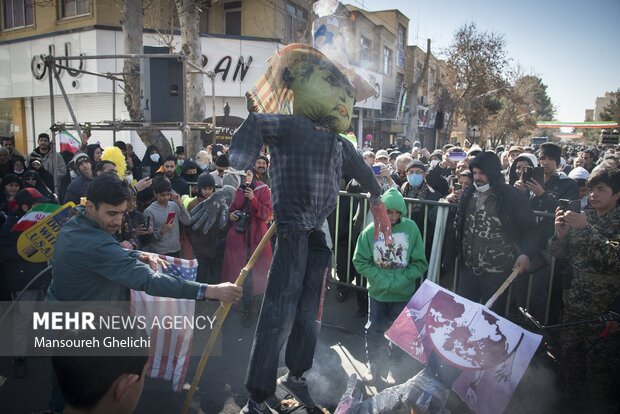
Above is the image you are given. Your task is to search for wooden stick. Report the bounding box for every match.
[484,266,521,308]
[181,222,276,414]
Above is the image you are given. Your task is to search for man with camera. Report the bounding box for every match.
[515,143,579,215]
[549,166,620,412]
[221,169,273,323]
[512,143,579,322]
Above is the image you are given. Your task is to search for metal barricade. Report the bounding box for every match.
[331,191,559,325]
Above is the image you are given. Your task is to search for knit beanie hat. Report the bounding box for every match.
[540,143,561,166]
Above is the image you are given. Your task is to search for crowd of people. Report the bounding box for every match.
[0,131,618,413]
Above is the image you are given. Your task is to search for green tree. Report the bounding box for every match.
[599,89,620,123]
[444,23,510,144]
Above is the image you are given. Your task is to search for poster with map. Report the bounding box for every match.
[386,280,542,414]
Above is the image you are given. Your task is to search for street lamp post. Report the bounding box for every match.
[207,70,216,144]
[471,126,479,145]
[223,101,230,140]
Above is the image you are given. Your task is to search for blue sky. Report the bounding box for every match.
[353,0,619,122]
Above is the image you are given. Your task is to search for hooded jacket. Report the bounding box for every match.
[353,188,428,302]
[457,151,540,260]
[507,153,538,186]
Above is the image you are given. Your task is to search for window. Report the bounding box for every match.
[360,35,372,67]
[286,2,308,43]
[398,24,406,48]
[59,0,91,19]
[224,1,242,35]
[199,9,209,33]
[3,0,33,30]
[383,46,392,75]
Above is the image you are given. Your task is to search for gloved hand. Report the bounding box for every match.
[370,200,392,246]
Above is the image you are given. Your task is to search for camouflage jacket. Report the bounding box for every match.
[456,184,539,260]
[461,190,516,273]
[549,206,620,276]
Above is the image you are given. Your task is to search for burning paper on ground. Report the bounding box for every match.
[387,280,541,414]
[335,281,541,414]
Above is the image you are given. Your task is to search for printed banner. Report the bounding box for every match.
[17,202,76,262]
[386,280,542,414]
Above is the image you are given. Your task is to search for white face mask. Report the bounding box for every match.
[474,182,491,192]
[430,159,439,168]
[197,162,208,170]
[149,153,160,163]
[177,159,185,167]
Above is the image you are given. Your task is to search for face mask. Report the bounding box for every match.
[407,173,424,188]
[430,159,439,168]
[177,159,185,167]
[197,162,208,171]
[149,153,160,163]
[474,182,491,192]
[14,168,24,174]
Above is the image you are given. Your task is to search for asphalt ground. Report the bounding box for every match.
[0,285,562,414]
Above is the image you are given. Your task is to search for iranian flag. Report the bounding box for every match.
[11,203,60,232]
[59,130,82,153]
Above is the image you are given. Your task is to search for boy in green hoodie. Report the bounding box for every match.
[353,188,428,384]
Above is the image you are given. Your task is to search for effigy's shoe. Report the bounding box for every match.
[240,398,277,414]
[277,372,316,408]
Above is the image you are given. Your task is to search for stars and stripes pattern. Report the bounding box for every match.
[131,254,198,392]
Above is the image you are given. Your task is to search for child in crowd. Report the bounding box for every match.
[353,188,428,385]
[143,176,190,257]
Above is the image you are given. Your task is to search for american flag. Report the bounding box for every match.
[131,254,198,392]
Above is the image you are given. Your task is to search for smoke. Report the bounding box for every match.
[313,0,339,17]
[504,352,562,413]
[306,342,351,407]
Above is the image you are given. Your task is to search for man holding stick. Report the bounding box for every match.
[455,151,539,315]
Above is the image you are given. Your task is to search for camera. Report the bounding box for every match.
[234,211,249,233]
[453,183,462,191]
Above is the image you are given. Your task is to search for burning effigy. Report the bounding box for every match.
[335,281,542,414]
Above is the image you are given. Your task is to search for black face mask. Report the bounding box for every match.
[184,173,198,182]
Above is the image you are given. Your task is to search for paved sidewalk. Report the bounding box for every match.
[0,285,561,413]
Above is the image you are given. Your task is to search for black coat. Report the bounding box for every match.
[0,213,51,293]
[456,183,540,260]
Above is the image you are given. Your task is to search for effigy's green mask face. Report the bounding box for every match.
[288,60,355,133]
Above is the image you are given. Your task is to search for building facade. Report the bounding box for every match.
[0,0,444,157]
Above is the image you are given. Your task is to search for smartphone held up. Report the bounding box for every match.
[166,211,176,224]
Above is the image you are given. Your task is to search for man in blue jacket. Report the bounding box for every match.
[47,173,241,302]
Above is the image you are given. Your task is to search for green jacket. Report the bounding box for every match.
[353,188,428,302]
[47,206,202,301]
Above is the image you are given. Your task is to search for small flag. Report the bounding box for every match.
[59,130,82,153]
[11,203,60,232]
[131,254,198,392]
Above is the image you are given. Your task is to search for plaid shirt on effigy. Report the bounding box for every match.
[229,113,383,231]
